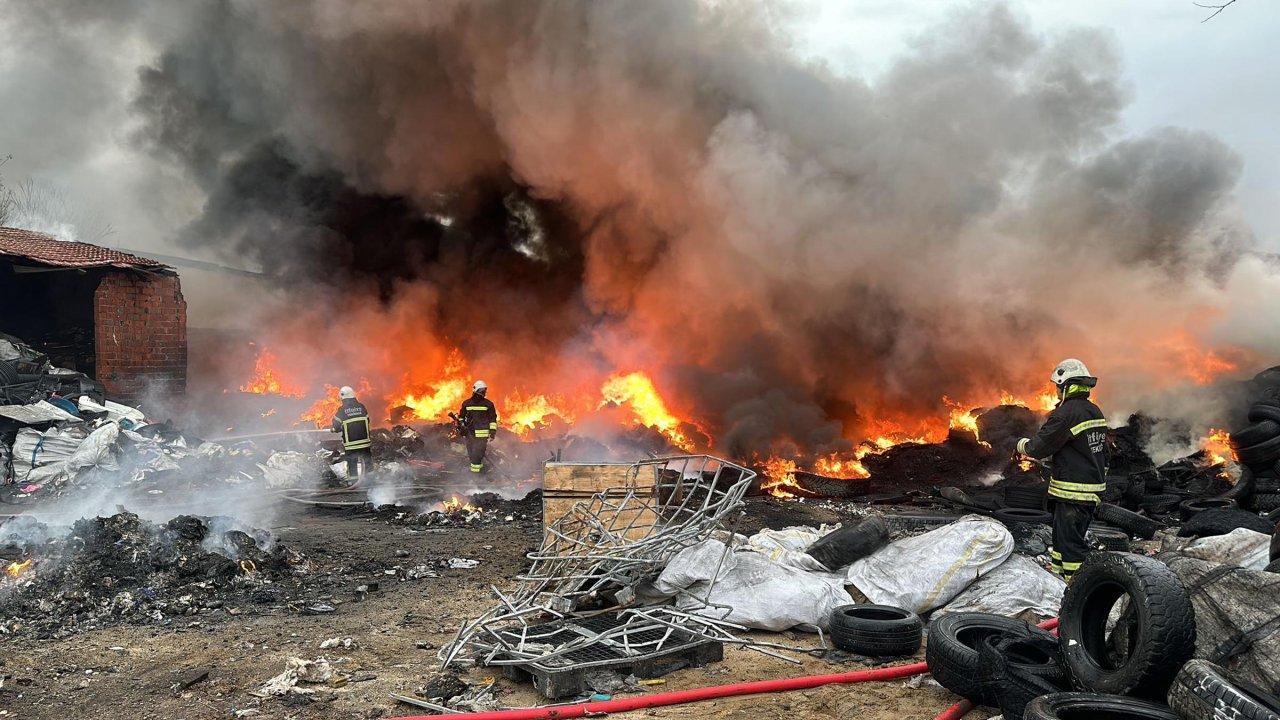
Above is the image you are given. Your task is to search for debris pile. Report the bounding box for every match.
[0,512,307,636]
[440,456,760,700]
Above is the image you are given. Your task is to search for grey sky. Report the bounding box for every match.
[791,0,1280,248]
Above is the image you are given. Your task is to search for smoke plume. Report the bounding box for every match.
[8,1,1280,456]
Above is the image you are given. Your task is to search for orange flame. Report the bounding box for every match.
[1203,428,1236,466]
[5,559,32,579]
[759,457,800,498]
[600,372,695,451]
[503,392,573,435]
[298,380,373,428]
[439,496,479,513]
[240,348,306,398]
[1161,331,1248,385]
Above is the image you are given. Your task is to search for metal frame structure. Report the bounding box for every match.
[439,455,765,679]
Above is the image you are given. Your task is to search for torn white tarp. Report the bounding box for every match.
[0,400,79,425]
[1163,528,1272,570]
[77,396,146,425]
[845,515,1014,614]
[744,525,836,572]
[11,423,120,484]
[259,451,325,488]
[934,553,1064,618]
[650,539,852,631]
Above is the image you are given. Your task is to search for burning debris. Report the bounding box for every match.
[0,512,306,636]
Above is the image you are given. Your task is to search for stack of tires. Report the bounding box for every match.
[1231,391,1280,513]
[925,552,1280,719]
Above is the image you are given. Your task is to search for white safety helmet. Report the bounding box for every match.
[339,385,356,399]
[1050,359,1092,388]
[473,380,488,393]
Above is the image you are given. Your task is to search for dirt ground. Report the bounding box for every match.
[0,498,990,720]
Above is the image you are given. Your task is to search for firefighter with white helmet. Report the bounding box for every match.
[331,385,372,480]
[1016,359,1108,581]
[458,380,498,474]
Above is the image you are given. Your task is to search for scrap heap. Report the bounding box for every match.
[439,455,761,698]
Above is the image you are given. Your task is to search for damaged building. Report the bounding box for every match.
[0,226,187,399]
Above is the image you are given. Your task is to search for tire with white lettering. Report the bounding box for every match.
[1059,553,1195,698]
[1167,660,1280,720]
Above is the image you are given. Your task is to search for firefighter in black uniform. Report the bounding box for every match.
[1017,359,1108,582]
[459,380,498,474]
[331,385,372,479]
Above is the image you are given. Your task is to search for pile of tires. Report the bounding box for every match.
[926,612,1056,706]
[828,604,922,657]
[977,633,1070,719]
[1234,395,1280,460]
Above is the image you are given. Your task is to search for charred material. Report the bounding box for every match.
[0,512,307,636]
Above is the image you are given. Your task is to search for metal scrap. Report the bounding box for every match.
[439,455,764,682]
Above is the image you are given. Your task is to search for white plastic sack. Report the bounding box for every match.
[935,554,1065,618]
[652,539,852,631]
[1175,528,1271,570]
[11,423,119,484]
[743,525,833,572]
[845,515,1014,613]
[259,450,324,488]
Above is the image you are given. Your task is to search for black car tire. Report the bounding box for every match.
[1025,692,1180,720]
[926,612,1054,705]
[1179,498,1236,520]
[1139,494,1184,514]
[828,604,923,657]
[977,634,1068,720]
[1167,659,1280,720]
[1059,553,1195,698]
[1005,484,1048,510]
[1238,434,1280,469]
[1177,507,1275,538]
[1248,403,1280,425]
[1096,503,1159,540]
[1087,525,1131,551]
[994,508,1054,526]
[1246,493,1280,513]
[1231,420,1280,449]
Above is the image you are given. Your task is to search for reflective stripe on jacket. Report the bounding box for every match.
[1024,385,1108,504]
[459,393,498,439]
[332,399,372,451]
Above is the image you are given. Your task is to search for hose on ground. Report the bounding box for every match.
[394,618,1059,720]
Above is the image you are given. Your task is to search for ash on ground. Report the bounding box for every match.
[0,512,307,637]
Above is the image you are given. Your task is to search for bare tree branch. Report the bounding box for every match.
[1195,0,1239,22]
[0,155,12,227]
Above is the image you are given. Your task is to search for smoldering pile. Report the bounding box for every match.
[371,489,544,530]
[0,512,307,637]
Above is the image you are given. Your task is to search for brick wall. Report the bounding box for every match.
[93,272,188,399]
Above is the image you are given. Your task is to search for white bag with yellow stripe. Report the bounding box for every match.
[843,514,1014,614]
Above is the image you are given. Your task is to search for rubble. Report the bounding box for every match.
[0,512,308,636]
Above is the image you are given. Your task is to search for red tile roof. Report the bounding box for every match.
[0,226,172,272]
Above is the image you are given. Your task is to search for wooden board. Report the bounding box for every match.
[542,462,658,538]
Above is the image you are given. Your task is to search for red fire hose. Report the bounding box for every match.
[395,618,1060,720]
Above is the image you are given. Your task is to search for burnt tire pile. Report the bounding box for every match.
[1231,389,1280,512]
[924,552,1280,720]
[828,604,923,657]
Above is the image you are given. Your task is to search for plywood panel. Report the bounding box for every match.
[542,462,658,539]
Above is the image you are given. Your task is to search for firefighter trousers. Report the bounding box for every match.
[344,448,372,481]
[1049,500,1094,582]
[464,436,488,473]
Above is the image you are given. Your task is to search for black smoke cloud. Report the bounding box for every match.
[8,0,1277,455]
